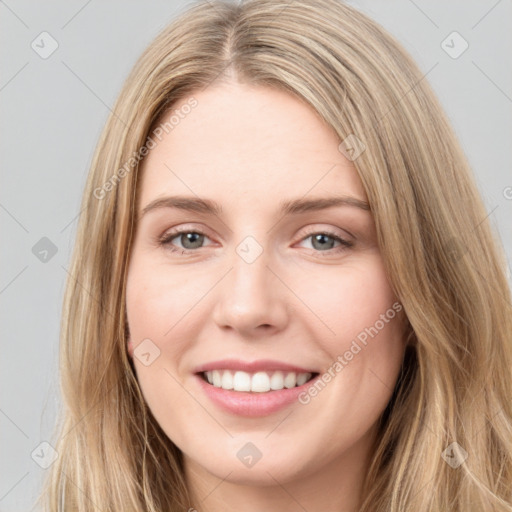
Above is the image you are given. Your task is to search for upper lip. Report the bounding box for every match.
[193,359,319,374]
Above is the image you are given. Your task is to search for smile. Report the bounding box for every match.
[201,370,319,393]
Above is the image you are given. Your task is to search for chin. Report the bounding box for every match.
[185,445,314,486]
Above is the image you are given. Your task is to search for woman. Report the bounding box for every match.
[37,0,512,510]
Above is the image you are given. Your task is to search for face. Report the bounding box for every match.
[125,81,407,494]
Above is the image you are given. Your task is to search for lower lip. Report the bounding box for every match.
[194,373,320,417]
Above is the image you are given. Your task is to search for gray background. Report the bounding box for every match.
[1,1,511,510]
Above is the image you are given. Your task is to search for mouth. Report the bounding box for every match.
[197,369,320,393]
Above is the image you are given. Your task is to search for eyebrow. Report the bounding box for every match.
[139,194,370,220]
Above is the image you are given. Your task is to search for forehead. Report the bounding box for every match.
[137,82,366,209]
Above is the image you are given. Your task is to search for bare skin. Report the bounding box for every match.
[125,80,407,512]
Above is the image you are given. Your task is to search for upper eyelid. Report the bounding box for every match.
[160,224,215,240]
[300,224,354,240]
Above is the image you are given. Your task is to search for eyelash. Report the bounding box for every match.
[157,226,354,256]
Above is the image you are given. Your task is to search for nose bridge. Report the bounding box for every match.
[232,236,270,300]
[211,234,288,333]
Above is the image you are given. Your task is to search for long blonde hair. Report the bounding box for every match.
[36,0,512,510]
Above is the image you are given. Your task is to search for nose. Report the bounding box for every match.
[211,243,289,337]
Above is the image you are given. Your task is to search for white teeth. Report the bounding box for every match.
[251,372,270,392]
[233,371,251,391]
[212,370,221,387]
[221,370,234,390]
[270,371,284,390]
[284,372,296,389]
[203,369,313,392]
[296,372,309,386]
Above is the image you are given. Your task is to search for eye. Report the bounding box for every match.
[158,228,213,254]
[297,228,353,255]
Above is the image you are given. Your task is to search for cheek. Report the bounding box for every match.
[125,259,205,425]
[298,255,399,346]
[296,254,405,401]
[125,257,171,361]
[288,257,404,447]
[126,257,204,336]
[125,254,218,368]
